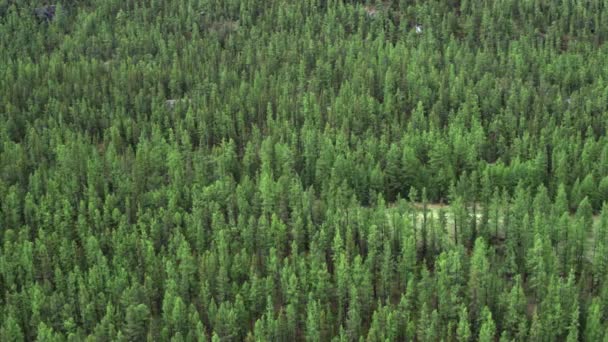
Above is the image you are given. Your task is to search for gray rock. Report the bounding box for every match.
[34,5,56,22]
[165,99,191,110]
[165,99,178,109]
[364,6,378,18]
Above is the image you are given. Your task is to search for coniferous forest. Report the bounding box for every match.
[2,0,608,341]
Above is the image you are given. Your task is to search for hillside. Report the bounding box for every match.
[1,0,608,341]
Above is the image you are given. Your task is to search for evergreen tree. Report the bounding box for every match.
[469,238,491,320]
[0,0,607,340]
[456,305,472,342]
[478,307,496,342]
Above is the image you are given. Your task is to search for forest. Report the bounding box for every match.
[1,0,608,340]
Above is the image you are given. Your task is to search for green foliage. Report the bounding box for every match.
[1,0,607,340]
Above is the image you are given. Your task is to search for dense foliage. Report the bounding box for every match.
[1,0,608,340]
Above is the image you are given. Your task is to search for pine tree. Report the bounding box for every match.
[565,302,580,342]
[469,237,491,320]
[345,286,361,341]
[529,310,542,342]
[478,307,496,342]
[584,299,603,342]
[456,305,472,342]
[502,275,527,338]
[527,233,548,298]
[0,313,24,342]
[123,304,150,341]
[305,296,321,342]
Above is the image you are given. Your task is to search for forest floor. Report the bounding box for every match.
[409,202,601,227]
[402,203,601,259]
